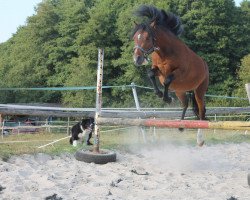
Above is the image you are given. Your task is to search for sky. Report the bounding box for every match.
[0,0,244,44]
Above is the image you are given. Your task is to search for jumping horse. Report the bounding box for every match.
[132,5,209,125]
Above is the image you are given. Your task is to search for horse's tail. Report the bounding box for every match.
[190,92,199,119]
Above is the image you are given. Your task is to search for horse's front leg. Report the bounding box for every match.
[163,73,175,103]
[147,68,163,98]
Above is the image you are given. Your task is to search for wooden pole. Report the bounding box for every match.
[67,117,70,135]
[245,83,250,104]
[93,48,104,153]
[18,122,20,135]
[97,117,250,130]
[208,121,250,130]
[0,114,4,139]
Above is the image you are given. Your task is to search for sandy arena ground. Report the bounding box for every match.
[0,143,249,200]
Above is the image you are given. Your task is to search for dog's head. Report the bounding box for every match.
[81,117,94,130]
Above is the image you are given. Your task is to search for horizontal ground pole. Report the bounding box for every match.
[97,118,250,130]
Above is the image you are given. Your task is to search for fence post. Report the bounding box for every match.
[18,122,20,135]
[93,48,104,153]
[131,82,147,142]
[246,83,250,104]
[214,114,217,134]
[48,121,51,133]
[67,117,70,135]
[1,117,4,139]
[131,82,140,110]
[0,114,2,139]
[45,119,48,132]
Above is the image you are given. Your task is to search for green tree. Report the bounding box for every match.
[63,0,129,107]
[176,0,249,95]
[232,54,250,106]
[0,0,249,108]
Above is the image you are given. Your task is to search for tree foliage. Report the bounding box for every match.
[0,0,249,107]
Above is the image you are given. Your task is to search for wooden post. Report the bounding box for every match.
[0,114,2,131]
[67,117,70,135]
[246,83,250,104]
[18,122,20,135]
[0,114,4,139]
[48,121,51,133]
[93,48,104,153]
[45,119,48,132]
[1,121,4,139]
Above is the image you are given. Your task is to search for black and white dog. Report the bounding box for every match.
[69,117,94,146]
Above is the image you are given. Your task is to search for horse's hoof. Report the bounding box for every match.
[155,91,163,98]
[87,142,93,146]
[197,141,205,147]
[163,97,172,104]
[178,128,184,132]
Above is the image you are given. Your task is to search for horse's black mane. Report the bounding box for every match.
[133,5,183,37]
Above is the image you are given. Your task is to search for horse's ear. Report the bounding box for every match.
[150,20,156,28]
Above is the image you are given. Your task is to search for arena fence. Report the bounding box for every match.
[0,49,250,149]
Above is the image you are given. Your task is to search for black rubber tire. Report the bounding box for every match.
[75,149,116,164]
[248,173,250,186]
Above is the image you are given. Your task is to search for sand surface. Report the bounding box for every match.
[0,143,249,200]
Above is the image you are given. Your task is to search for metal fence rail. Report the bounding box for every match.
[0,104,249,118]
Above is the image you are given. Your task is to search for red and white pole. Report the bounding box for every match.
[97,117,250,130]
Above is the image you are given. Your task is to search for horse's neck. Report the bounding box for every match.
[156,30,183,58]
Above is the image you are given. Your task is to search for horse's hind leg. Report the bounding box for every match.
[147,68,163,98]
[194,79,208,146]
[194,88,206,146]
[163,74,174,103]
[194,80,208,120]
[175,92,189,120]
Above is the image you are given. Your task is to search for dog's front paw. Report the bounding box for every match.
[73,140,78,147]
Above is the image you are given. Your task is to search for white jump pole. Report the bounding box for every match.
[131,82,147,142]
[131,82,140,110]
[93,48,104,153]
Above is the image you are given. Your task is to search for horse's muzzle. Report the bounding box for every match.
[134,55,148,66]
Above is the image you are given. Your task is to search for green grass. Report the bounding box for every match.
[0,126,249,160]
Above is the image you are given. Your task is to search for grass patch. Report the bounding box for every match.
[0,126,249,160]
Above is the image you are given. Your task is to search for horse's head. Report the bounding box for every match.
[132,22,159,66]
[132,5,183,66]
